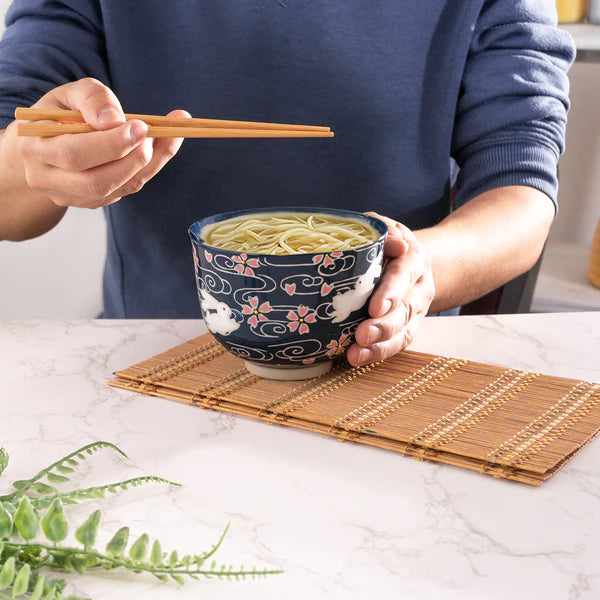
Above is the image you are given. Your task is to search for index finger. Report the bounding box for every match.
[21,119,148,172]
[33,78,125,130]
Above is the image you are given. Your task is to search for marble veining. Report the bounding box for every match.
[1,314,600,599]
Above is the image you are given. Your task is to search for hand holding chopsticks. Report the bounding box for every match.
[8,77,333,214]
[15,108,334,139]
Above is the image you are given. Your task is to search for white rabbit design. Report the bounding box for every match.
[330,261,382,323]
[200,289,240,336]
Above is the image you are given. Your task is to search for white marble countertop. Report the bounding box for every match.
[1,314,600,600]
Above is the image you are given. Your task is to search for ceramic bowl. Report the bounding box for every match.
[188,207,387,380]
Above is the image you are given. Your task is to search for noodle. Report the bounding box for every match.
[203,212,379,255]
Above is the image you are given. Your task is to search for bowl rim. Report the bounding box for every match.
[188,206,388,256]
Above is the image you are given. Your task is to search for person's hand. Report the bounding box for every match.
[17,77,189,208]
[346,213,435,367]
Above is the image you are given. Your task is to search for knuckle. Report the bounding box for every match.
[161,140,179,161]
[402,327,415,348]
[401,298,414,323]
[50,196,69,207]
[407,267,420,286]
[79,77,103,88]
[80,76,107,94]
[81,80,116,108]
[107,134,129,159]
[87,176,112,198]
[369,343,388,363]
[127,139,153,166]
[139,140,154,164]
[57,144,83,171]
[24,168,44,191]
[17,139,34,160]
[120,175,145,196]
[377,313,404,340]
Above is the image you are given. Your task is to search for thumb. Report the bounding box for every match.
[363,211,409,258]
[39,77,126,131]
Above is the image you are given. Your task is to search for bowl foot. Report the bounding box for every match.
[244,360,333,381]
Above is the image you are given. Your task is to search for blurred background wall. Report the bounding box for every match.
[0,1,598,317]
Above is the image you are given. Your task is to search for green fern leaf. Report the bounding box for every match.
[74,510,101,550]
[105,527,129,557]
[128,533,149,562]
[12,563,31,597]
[0,555,15,590]
[46,473,69,485]
[69,554,89,574]
[29,573,45,600]
[43,586,56,600]
[0,448,8,477]
[33,482,58,496]
[14,496,39,541]
[0,503,13,538]
[55,465,75,474]
[150,539,163,566]
[40,498,69,543]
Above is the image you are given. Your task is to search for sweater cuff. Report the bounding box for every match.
[454,141,559,215]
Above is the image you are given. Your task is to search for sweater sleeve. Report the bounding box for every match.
[0,0,108,129]
[452,0,575,211]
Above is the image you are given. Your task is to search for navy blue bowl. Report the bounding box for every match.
[189,207,387,380]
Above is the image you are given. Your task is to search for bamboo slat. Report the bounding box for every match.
[108,333,600,485]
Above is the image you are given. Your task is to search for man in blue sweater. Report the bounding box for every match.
[0,1,574,367]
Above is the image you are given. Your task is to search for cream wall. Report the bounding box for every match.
[0,3,597,317]
[0,0,106,318]
[551,61,600,246]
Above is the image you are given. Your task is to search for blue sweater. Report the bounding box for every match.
[0,1,574,317]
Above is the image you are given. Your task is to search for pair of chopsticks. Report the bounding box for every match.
[14,108,333,139]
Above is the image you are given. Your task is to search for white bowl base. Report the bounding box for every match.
[244,360,333,381]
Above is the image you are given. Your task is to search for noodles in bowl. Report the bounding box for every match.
[202,212,379,255]
[189,208,387,380]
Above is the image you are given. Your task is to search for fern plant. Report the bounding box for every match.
[0,442,282,599]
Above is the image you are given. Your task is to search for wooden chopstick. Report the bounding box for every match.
[14,107,330,133]
[16,122,334,138]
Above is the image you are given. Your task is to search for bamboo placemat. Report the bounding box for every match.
[108,333,600,485]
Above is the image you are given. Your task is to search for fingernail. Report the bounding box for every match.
[357,348,373,365]
[97,106,123,124]
[128,121,148,143]
[366,325,381,345]
[379,299,392,317]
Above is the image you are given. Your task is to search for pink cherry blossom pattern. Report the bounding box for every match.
[302,357,316,365]
[286,305,317,335]
[232,253,260,276]
[192,249,200,270]
[326,333,352,358]
[313,251,343,267]
[204,250,213,262]
[321,282,333,296]
[284,283,297,296]
[241,296,272,328]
